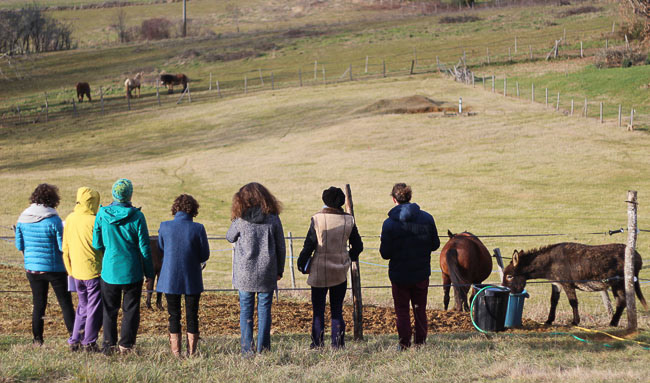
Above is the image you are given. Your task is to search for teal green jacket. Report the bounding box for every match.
[92,202,154,284]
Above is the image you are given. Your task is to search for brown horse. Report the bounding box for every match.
[76,82,91,103]
[160,73,188,94]
[440,231,493,311]
[125,72,143,99]
[145,236,164,310]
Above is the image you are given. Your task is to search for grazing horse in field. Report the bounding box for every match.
[76,82,91,102]
[440,231,493,311]
[145,236,164,310]
[125,72,143,99]
[502,243,648,326]
[159,73,188,94]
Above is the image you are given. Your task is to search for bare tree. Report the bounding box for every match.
[226,3,241,33]
[112,8,129,43]
[621,0,650,42]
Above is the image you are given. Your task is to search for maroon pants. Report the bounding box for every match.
[391,278,429,348]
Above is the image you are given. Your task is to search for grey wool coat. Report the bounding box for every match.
[226,206,286,292]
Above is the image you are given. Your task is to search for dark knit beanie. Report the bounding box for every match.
[322,186,345,208]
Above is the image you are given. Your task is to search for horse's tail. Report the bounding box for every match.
[446,248,471,310]
[635,280,648,310]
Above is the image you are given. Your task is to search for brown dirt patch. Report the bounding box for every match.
[0,264,546,337]
[357,95,458,115]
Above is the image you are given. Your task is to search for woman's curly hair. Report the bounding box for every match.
[29,184,60,208]
[231,182,282,220]
[391,183,412,204]
[171,194,199,217]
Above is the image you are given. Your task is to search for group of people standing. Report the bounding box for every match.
[15,180,439,356]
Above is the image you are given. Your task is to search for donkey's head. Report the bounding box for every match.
[502,249,527,293]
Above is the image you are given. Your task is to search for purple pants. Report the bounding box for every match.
[68,277,102,346]
[391,278,429,348]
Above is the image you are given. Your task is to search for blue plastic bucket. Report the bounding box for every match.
[505,289,529,328]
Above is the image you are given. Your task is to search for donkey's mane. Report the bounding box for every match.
[520,243,563,259]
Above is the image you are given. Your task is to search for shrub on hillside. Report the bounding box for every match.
[141,18,172,40]
[439,15,480,24]
[558,6,601,18]
[595,47,646,68]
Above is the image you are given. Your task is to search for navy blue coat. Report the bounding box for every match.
[379,203,440,285]
[156,212,210,295]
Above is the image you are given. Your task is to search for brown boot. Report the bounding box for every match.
[169,333,182,357]
[187,333,199,357]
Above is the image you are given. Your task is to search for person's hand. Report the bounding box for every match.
[277,275,282,281]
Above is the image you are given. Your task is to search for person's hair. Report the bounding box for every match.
[29,183,60,208]
[171,194,199,217]
[231,182,282,220]
[391,183,412,204]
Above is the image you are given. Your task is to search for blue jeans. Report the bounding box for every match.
[238,290,273,354]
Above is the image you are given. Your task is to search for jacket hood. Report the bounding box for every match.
[242,205,266,224]
[74,187,100,215]
[17,204,58,224]
[102,202,139,224]
[388,203,421,223]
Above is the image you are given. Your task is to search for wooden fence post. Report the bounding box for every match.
[529,45,532,60]
[584,98,587,117]
[600,102,603,123]
[288,232,296,288]
[259,68,264,86]
[508,47,511,61]
[365,55,368,73]
[503,77,507,96]
[127,95,131,111]
[493,248,504,282]
[630,108,634,129]
[217,80,222,98]
[492,75,495,93]
[314,60,318,80]
[187,82,191,103]
[410,60,415,75]
[322,66,326,84]
[436,56,439,71]
[487,47,490,65]
[244,76,247,94]
[44,93,49,122]
[383,60,386,77]
[271,72,274,90]
[624,190,638,330]
[299,69,303,87]
[72,98,78,116]
[580,41,583,58]
[516,81,519,97]
[349,64,353,81]
[571,99,574,116]
[556,92,560,111]
[515,36,517,53]
[606,39,608,49]
[344,184,363,341]
[545,88,548,107]
[209,72,212,91]
[531,83,534,103]
[618,104,622,127]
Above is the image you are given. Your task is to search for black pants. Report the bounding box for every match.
[101,279,143,349]
[311,280,347,348]
[26,272,75,342]
[165,293,201,334]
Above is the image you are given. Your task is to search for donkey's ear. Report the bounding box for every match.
[512,250,520,267]
[447,230,454,238]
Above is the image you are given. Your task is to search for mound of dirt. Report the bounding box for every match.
[358,95,458,115]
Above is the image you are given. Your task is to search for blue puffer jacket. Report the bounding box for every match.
[16,216,65,272]
[380,203,440,284]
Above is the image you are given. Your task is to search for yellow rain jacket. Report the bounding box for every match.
[62,187,103,280]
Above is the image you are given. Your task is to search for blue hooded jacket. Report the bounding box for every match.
[379,203,440,284]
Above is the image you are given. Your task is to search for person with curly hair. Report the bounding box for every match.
[297,186,363,349]
[15,183,75,346]
[92,178,154,355]
[156,194,210,357]
[226,182,285,354]
[380,183,440,349]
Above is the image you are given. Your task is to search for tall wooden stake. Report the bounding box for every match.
[182,0,187,37]
[44,93,49,122]
[100,86,104,114]
[156,80,161,106]
[288,232,296,288]
[344,184,363,341]
[624,190,638,330]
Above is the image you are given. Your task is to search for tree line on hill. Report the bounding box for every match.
[0,6,73,55]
